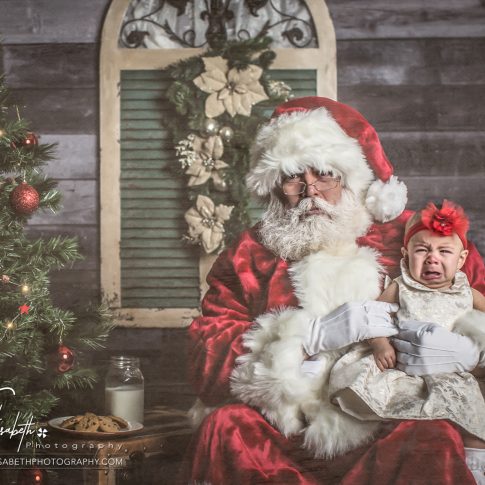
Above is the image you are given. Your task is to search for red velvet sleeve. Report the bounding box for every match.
[188,230,280,406]
[358,210,413,280]
[463,241,485,296]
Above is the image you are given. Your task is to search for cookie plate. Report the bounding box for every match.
[48,416,143,439]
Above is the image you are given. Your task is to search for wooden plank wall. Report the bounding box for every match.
[1,0,484,411]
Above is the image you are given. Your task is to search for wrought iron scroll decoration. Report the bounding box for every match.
[119,0,317,49]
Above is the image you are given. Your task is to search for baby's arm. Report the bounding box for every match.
[368,282,400,371]
[472,288,485,312]
[469,289,485,377]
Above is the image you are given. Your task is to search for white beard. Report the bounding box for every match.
[259,190,372,261]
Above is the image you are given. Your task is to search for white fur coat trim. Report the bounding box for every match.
[231,244,383,457]
[188,398,219,428]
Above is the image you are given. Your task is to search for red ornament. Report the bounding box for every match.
[23,132,39,147]
[11,132,38,149]
[17,468,48,485]
[56,344,75,373]
[10,182,40,215]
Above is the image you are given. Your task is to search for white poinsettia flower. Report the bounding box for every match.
[184,195,234,254]
[185,135,228,187]
[193,56,269,118]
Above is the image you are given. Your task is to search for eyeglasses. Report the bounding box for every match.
[282,175,341,195]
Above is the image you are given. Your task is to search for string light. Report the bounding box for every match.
[1,275,32,296]
[1,305,31,340]
[1,320,16,340]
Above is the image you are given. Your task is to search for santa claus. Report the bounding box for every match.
[185,96,485,484]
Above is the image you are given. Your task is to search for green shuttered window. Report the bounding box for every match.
[119,69,317,309]
[120,70,200,308]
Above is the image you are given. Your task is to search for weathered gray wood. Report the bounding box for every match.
[338,38,485,86]
[29,180,96,224]
[403,175,485,212]
[9,88,96,134]
[49,269,100,308]
[106,327,192,392]
[40,134,97,179]
[0,0,110,44]
[339,86,485,131]
[438,40,485,85]
[3,44,96,88]
[326,0,485,39]
[4,38,483,91]
[146,381,195,410]
[8,83,485,138]
[379,131,485,176]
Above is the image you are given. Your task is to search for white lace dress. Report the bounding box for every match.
[329,260,485,440]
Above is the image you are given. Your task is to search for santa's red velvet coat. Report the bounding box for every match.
[185,211,485,484]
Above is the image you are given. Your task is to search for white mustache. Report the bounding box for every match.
[289,197,339,218]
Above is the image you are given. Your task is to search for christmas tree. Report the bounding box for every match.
[0,76,112,438]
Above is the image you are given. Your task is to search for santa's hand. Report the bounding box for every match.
[303,301,399,356]
[393,320,479,376]
[301,359,324,378]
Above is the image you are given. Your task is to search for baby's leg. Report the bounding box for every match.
[463,433,485,449]
[462,430,485,484]
[461,428,485,448]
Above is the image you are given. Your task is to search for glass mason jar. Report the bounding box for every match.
[105,355,144,424]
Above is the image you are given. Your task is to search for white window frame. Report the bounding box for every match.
[100,0,337,327]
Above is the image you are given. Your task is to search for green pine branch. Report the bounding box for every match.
[52,368,98,391]
[67,304,115,351]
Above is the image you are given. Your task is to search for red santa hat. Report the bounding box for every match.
[246,96,407,222]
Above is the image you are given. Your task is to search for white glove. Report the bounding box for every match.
[393,320,479,376]
[301,359,324,378]
[303,301,399,356]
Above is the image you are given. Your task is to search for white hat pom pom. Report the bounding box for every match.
[365,175,407,223]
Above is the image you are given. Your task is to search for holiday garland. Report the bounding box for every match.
[164,36,291,253]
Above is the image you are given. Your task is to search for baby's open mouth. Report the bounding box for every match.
[422,270,441,280]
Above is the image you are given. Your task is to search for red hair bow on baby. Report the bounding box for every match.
[404,199,469,248]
